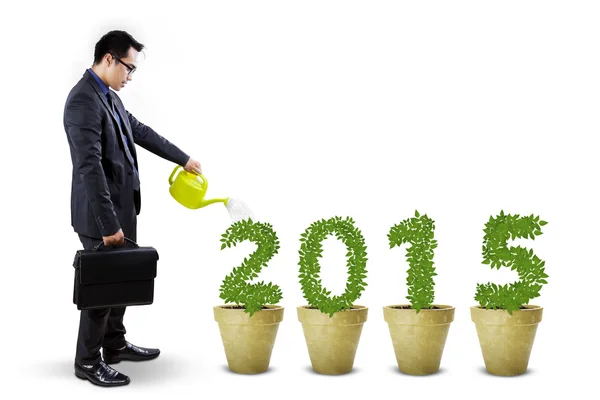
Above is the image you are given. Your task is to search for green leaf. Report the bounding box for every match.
[387,212,437,309]
[475,212,549,312]
[219,219,282,313]
[298,216,368,315]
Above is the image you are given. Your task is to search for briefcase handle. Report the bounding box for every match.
[93,237,139,251]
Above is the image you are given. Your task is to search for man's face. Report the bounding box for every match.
[107,47,139,91]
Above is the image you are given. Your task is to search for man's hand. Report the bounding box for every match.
[103,229,125,246]
[184,157,202,175]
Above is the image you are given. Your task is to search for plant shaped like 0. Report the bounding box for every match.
[298,216,368,317]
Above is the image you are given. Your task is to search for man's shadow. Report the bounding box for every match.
[33,354,192,385]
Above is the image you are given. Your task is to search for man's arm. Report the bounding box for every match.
[126,111,190,167]
[65,93,121,237]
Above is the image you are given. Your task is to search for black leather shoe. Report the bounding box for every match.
[74,361,130,387]
[103,341,160,364]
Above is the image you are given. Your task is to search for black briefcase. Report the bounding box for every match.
[73,237,159,310]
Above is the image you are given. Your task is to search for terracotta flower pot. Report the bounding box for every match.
[470,305,543,376]
[214,304,284,374]
[383,304,455,375]
[297,305,368,375]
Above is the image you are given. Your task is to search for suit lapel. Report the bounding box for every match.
[86,72,122,134]
[84,71,137,168]
[111,99,138,162]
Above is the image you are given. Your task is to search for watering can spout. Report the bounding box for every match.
[199,197,229,208]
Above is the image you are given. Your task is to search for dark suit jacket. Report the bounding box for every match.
[64,69,190,238]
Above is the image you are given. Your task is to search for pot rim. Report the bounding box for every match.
[297,304,368,311]
[470,304,542,311]
[383,304,454,311]
[214,304,284,310]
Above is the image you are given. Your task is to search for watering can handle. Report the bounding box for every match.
[169,165,182,185]
[168,165,208,189]
[198,173,208,190]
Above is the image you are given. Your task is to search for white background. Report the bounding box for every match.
[0,0,597,398]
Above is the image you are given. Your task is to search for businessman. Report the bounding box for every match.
[64,30,201,387]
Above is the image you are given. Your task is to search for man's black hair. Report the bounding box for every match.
[93,30,144,65]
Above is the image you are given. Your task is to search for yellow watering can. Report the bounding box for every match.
[168,165,229,209]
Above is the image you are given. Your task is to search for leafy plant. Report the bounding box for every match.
[298,216,368,317]
[475,210,549,315]
[219,218,282,317]
[388,210,438,313]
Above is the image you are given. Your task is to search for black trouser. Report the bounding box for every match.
[75,212,137,365]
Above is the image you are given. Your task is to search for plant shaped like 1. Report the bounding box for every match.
[388,210,438,313]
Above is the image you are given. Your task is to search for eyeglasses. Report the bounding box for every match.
[111,54,136,76]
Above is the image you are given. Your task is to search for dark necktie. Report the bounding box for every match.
[106,91,140,190]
